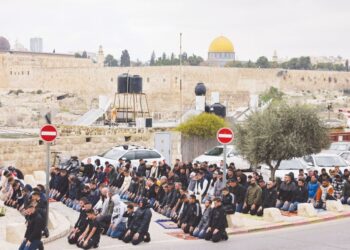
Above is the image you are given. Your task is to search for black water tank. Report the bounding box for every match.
[210,103,226,117]
[130,75,143,93]
[195,82,206,96]
[205,103,210,113]
[118,74,129,93]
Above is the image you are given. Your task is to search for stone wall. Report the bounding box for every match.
[0,129,182,174]
[1,61,350,118]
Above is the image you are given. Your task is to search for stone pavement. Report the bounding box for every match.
[3,200,350,250]
[0,200,71,250]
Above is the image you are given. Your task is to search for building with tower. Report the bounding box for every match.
[207,36,235,67]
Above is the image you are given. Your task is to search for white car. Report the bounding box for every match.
[193,145,251,170]
[260,158,311,181]
[323,142,350,154]
[339,151,350,164]
[82,145,165,168]
[301,153,349,173]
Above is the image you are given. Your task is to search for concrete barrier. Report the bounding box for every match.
[6,223,25,244]
[326,200,344,212]
[48,211,59,230]
[24,174,37,187]
[263,208,284,222]
[33,171,46,185]
[298,203,317,217]
[228,213,245,228]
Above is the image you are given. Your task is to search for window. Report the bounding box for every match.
[278,160,304,170]
[135,150,152,159]
[99,148,126,160]
[149,151,161,159]
[303,156,314,165]
[205,147,223,156]
[340,153,350,161]
[314,156,347,168]
[123,151,136,161]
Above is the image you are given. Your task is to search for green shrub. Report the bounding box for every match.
[175,113,229,138]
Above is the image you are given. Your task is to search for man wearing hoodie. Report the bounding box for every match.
[242,177,262,215]
[307,175,319,203]
[106,194,127,238]
[289,179,308,212]
[123,198,152,245]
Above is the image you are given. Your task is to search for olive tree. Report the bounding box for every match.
[234,103,330,180]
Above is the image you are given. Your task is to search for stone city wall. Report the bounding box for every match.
[1,63,350,117]
[0,128,182,175]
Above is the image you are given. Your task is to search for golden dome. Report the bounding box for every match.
[208,36,234,53]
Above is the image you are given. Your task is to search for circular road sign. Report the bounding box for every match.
[217,127,234,145]
[40,124,58,142]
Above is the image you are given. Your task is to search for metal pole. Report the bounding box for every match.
[223,144,227,185]
[179,32,183,122]
[46,142,50,227]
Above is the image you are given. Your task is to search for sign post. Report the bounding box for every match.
[217,127,234,185]
[40,124,58,228]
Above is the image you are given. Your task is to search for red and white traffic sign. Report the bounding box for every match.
[40,124,58,142]
[217,127,234,145]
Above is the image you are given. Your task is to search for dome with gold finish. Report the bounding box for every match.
[208,36,234,53]
[207,36,235,67]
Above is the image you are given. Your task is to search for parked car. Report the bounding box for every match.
[260,158,311,181]
[301,153,349,173]
[338,151,350,164]
[193,145,251,170]
[323,142,350,154]
[82,145,165,168]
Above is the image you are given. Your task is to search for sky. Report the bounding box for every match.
[1,0,349,62]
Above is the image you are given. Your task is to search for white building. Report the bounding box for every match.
[30,37,43,53]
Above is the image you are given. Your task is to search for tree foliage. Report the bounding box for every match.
[104,54,118,67]
[120,50,131,67]
[256,56,270,68]
[259,87,284,103]
[149,52,203,66]
[234,103,330,180]
[175,113,229,138]
[82,51,88,58]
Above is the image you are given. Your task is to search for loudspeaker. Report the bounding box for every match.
[145,118,152,128]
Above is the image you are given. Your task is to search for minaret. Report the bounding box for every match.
[97,45,104,67]
[272,50,278,62]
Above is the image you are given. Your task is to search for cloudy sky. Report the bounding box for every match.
[1,0,349,61]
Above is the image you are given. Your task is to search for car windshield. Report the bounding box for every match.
[205,147,223,156]
[314,156,348,168]
[278,160,303,170]
[99,148,126,160]
[329,143,348,151]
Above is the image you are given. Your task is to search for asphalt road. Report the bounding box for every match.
[46,217,350,250]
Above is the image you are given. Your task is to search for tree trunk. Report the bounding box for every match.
[270,167,277,181]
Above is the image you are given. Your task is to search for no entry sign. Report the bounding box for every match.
[217,127,234,145]
[40,124,58,142]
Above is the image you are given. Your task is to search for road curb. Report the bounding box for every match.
[228,211,350,235]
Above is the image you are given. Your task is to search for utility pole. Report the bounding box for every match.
[179,33,183,122]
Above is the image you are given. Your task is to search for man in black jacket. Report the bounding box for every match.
[77,209,103,249]
[68,198,92,244]
[205,197,228,243]
[288,179,308,212]
[227,178,246,213]
[257,180,277,216]
[122,198,152,245]
[181,194,202,234]
[19,204,46,250]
